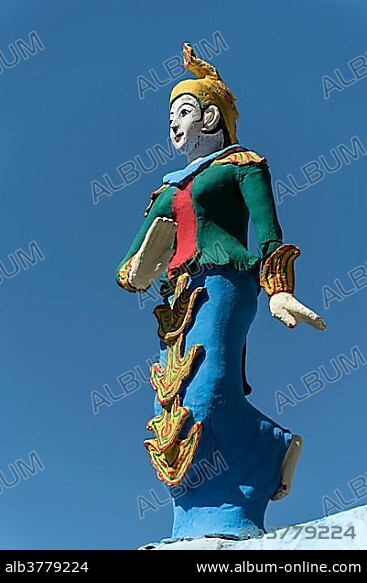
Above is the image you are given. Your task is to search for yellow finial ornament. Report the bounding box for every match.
[170,43,239,144]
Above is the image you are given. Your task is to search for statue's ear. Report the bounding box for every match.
[202,104,221,133]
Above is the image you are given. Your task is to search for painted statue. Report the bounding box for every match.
[116,44,326,540]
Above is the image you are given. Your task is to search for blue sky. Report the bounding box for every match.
[0,0,366,549]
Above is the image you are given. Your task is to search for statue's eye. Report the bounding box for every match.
[179,109,189,117]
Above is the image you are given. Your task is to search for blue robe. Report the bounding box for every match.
[156,267,292,539]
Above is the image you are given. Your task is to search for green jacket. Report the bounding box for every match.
[117,148,283,282]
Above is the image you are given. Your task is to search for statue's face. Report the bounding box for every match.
[169,94,203,155]
[169,94,222,157]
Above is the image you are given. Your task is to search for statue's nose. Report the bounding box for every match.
[171,124,179,134]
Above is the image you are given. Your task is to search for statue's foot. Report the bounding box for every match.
[271,434,303,501]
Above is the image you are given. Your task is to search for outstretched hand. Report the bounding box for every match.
[269,292,327,330]
[129,217,177,290]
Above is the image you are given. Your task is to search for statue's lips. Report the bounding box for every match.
[174,133,184,143]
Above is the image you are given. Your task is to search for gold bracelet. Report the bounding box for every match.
[260,244,300,296]
[117,255,139,293]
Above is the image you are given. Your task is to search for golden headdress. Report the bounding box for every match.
[170,43,239,144]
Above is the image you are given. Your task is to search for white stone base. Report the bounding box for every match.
[140,504,367,550]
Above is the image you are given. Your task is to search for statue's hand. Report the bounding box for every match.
[129,217,177,290]
[269,292,327,330]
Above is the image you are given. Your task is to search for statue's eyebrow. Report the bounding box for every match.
[178,102,195,110]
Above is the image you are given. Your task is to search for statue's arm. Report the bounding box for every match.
[238,162,326,330]
[116,198,176,293]
[236,161,284,260]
